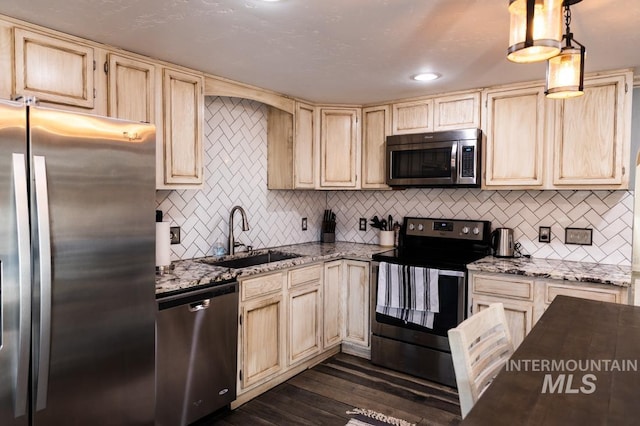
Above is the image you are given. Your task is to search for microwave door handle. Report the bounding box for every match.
[33,156,52,412]
[12,153,31,417]
[450,143,458,183]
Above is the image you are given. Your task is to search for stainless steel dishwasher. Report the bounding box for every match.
[156,280,238,426]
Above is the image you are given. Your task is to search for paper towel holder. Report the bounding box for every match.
[155,215,173,276]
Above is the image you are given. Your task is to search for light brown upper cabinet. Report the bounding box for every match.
[391,91,480,135]
[391,99,433,134]
[482,70,632,190]
[434,92,481,131]
[267,106,294,189]
[318,107,361,189]
[107,53,155,123]
[266,102,314,189]
[483,85,547,189]
[551,73,631,187]
[361,105,391,189]
[294,102,316,189]
[14,28,95,109]
[159,67,204,188]
[0,22,12,100]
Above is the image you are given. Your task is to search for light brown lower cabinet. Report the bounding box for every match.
[235,260,371,407]
[342,260,370,352]
[323,260,343,348]
[239,271,286,390]
[472,295,533,349]
[288,284,321,364]
[470,271,629,349]
[287,265,323,365]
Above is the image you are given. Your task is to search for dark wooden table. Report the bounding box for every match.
[462,295,640,425]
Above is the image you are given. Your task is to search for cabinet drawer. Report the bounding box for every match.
[473,274,533,301]
[241,272,284,301]
[545,283,620,305]
[289,265,322,288]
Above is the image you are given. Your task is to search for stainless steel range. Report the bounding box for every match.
[371,217,491,387]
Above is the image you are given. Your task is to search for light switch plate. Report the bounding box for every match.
[359,218,367,231]
[538,226,551,243]
[301,217,307,231]
[169,226,181,244]
[565,227,592,245]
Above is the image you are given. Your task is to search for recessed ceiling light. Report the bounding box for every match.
[412,73,441,82]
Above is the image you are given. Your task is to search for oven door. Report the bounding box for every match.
[386,141,457,186]
[371,264,466,351]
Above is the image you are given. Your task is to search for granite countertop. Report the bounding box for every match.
[157,243,633,296]
[156,241,392,296]
[468,256,631,287]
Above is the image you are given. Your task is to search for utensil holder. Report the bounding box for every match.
[321,232,335,243]
[379,230,395,247]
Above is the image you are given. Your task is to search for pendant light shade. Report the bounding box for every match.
[507,0,563,63]
[545,1,585,98]
[546,45,585,98]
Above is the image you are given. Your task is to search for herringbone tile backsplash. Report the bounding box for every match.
[328,189,633,266]
[157,96,633,266]
[157,97,326,260]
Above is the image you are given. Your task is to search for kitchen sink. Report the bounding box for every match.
[199,250,302,269]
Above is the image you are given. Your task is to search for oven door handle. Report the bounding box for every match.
[438,269,465,278]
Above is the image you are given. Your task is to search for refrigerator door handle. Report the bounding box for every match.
[12,153,31,417]
[33,155,52,412]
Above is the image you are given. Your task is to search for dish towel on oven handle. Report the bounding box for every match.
[376,261,440,328]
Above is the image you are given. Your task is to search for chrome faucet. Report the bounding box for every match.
[228,205,250,255]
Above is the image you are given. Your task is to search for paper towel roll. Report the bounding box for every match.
[156,222,171,268]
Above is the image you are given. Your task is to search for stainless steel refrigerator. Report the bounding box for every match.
[0,100,156,425]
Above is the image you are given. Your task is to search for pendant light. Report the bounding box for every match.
[507,0,563,63]
[545,1,585,98]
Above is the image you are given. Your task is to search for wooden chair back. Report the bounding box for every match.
[448,303,514,418]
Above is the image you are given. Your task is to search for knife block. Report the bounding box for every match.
[321,232,335,243]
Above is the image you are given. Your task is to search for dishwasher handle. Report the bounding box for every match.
[158,280,238,311]
[189,299,210,312]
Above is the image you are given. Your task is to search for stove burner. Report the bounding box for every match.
[372,217,492,269]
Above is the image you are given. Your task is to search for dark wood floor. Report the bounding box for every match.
[202,353,462,425]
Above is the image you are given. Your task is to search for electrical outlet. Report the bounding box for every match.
[169,226,181,244]
[538,226,551,243]
[301,217,307,231]
[565,227,592,245]
[359,218,367,231]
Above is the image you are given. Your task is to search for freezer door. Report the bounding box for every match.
[0,101,30,426]
[28,107,156,426]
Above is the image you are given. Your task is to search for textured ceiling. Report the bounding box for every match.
[0,0,638,104]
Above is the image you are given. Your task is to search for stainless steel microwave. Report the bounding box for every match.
[386,128,482,187]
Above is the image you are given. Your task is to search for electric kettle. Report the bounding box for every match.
[491,228,514,257]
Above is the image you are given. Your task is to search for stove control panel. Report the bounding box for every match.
[405,217,488,241]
